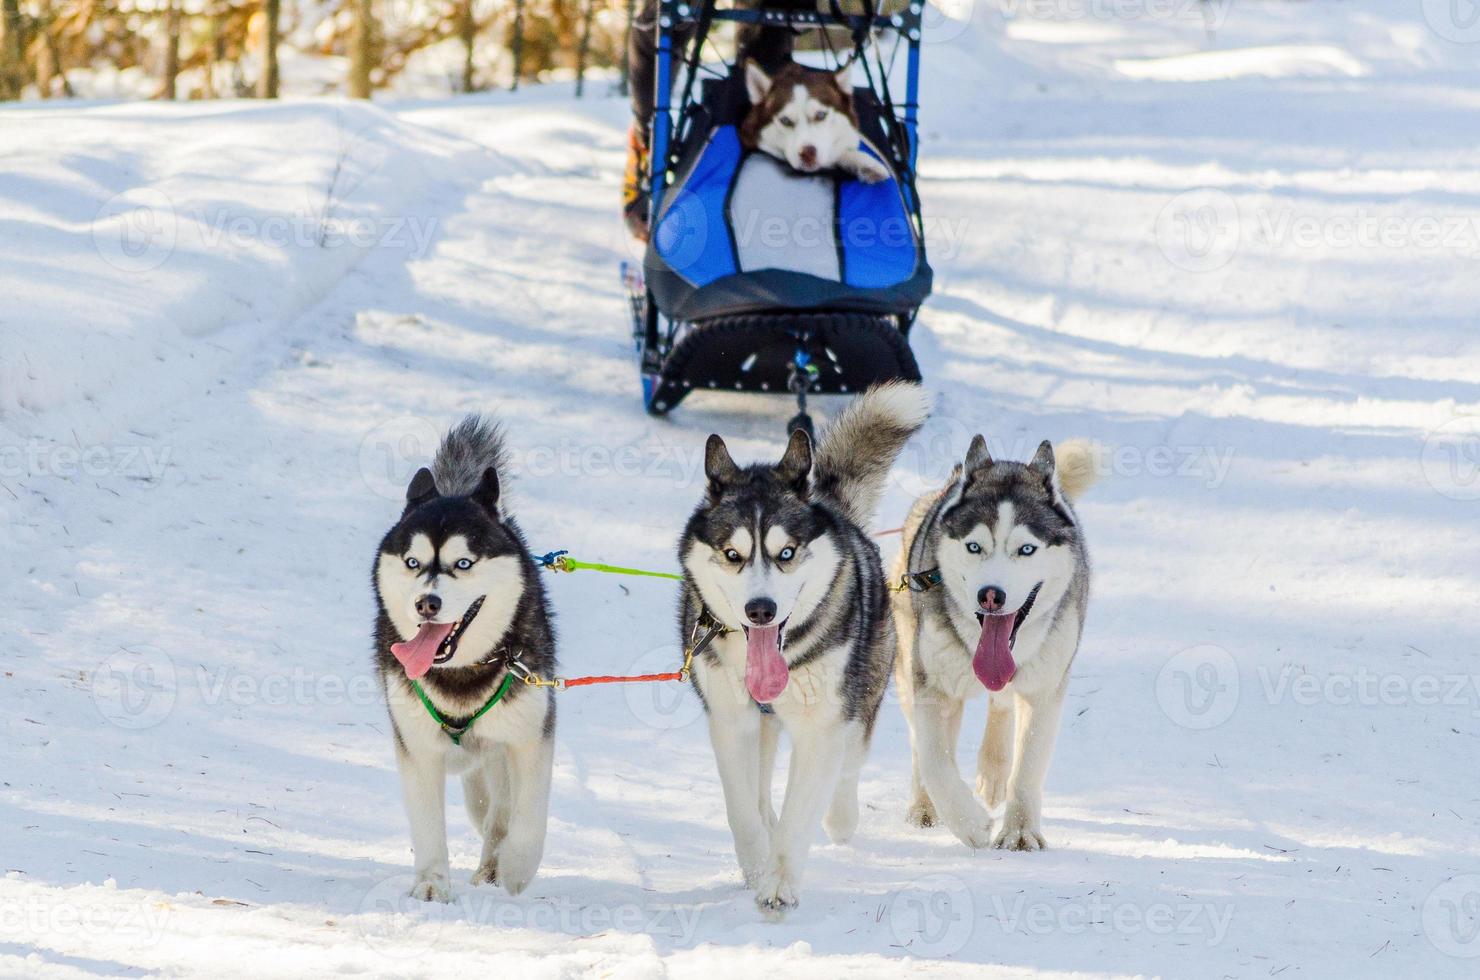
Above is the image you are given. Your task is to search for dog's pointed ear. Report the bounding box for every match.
[705,435,741,497]
[471,466,500,516]
[1030,440,1076,527]
[963,434,994,475]
[745,59,772,104]
[834,64,853,93]
[1029,439,1056,479]
[776,429,812,494]
[404,467,439,514]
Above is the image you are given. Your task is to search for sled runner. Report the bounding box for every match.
[627,0,931,435]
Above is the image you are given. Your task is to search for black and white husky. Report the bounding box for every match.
[892,436,1096,851]
[678,383,931,915]
[372,416,556,902]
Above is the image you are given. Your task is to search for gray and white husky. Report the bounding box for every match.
[678,382,931,915]
[373,416,556,902]
[892,436,1096,851]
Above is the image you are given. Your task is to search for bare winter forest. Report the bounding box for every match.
[0,0,633,101]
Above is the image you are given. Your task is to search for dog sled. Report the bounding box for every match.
[625,0,932,436]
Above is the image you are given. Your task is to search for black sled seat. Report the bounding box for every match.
[635,70,931,417]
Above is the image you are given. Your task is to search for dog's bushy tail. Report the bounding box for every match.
[432,414,511,496]
[813,382,931,526]
[1053,439,1098,502]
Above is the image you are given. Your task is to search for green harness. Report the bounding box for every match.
[410,673,515,746]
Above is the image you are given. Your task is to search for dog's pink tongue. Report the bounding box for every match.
[745,625,789,703]
[391,623,455,680]
[973,614,1017,691]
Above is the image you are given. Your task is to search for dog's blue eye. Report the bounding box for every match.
[455,558,474,570]
[778,547,795,561]
[813,110,827,123]
[965,542,982,554]
[779,117,795,128]
[724,549,743,563]
[404,557,421,569]
[1018,544,1037,557]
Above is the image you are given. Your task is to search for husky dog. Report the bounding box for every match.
[892,437,1096,851]
[373,416,556,902]
[741,60,893,184]
[679,383,930,915]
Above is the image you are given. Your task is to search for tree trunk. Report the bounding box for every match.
[459,0,476,93]
[509,0,524,91]
[574,0,594,98]
[258,0,280,98]
[0,0,25,101]
[618,0,634,96]
[162,0,181,99]
[349,0,375,98]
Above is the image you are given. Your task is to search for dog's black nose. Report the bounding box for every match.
[415,594,442,619]
[978,586,1006,612]
[744,598,778,626]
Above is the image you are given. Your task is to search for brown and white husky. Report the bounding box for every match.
[741,60,893,185]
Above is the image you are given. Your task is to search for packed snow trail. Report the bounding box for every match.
[4,4,1480,977]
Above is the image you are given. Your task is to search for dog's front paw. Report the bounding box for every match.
[736,829,771,888]
[853,159,892,184]
[975,768,1008,810]
[494,836,542,896]
[409,872,452,903]
[992,804,1047,851]
[754,866,799,919]
[470,857,499,888]
[940,803,995,850]
[905,793,938,829]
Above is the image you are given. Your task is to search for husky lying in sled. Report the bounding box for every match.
[892,436,1096,851]
[742,59,893,184]
[677,382,930,915]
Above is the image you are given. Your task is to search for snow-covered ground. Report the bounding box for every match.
[4,2,1480,976]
